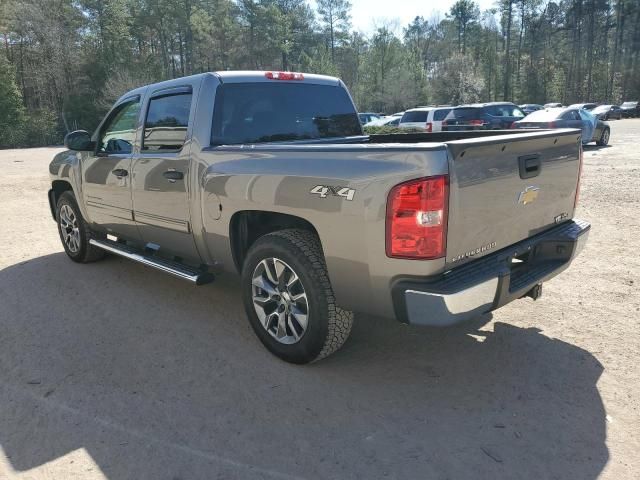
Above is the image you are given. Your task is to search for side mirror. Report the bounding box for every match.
[64,130,94,151]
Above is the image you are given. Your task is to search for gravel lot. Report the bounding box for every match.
[1,121,638,480]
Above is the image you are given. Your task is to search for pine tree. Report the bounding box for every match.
[0,52,26,148]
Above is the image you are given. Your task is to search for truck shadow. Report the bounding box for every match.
[584,143,612,151]
[0,253,607,479]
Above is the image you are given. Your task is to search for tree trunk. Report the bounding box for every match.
[516,0,525,99]
[503,0,513,100]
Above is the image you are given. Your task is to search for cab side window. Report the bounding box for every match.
[142,92,193,152]
[98,99,141,154]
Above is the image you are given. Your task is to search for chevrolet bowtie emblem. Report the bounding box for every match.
[518,186,540,205]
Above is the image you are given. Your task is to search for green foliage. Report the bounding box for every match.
[363,126,424,135]
[22,110,60,147]
[433,53,485,104]
[1,0,639,148]
[0,53,26,148]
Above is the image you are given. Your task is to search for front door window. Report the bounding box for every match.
[98,100,141,154]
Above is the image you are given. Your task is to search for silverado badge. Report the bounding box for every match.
[518,186,540,205]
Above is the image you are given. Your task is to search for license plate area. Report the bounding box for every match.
[506,240,572,294]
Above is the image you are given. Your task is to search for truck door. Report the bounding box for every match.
[131,86,200,262]
[81,95,142,241]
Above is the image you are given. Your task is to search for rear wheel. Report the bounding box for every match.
[56,191,106,263]
[596,128,610,146]
[241,229,353,364]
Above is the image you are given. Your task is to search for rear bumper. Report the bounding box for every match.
[392,219,590,327]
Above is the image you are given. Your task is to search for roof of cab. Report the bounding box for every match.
[116,70,342,104]
[213,70,341,86]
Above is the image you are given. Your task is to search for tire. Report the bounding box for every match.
[596,128,610,146]
[241,229,353,364]
[56,191,106,263]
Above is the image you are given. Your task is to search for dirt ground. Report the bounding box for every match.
[0,121,638,480]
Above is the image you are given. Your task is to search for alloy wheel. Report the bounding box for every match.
[251,257,309,344]
[59,204,81,253]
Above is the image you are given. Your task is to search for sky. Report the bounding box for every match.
[329,0,497,34]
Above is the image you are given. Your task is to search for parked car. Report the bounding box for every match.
[514,107,610,145]
[520,104,544,115]
[591,104,623,120]
[569,103,598,111]
[358,112,381,124]
[398,107,452,132]
[544,102,563,108]
[364,115,401,127]
[442,102,525,130]
[48,70,590,363]
[620,101,639,118]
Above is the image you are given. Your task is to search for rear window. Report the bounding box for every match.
[445,107,480,120]
[433,108,451,121]
[523,109,562,121]
[211,83,361,145]
[401,110,429,122]
[143,92,192,152]
[622,102,637,107]
[486,105,525,117]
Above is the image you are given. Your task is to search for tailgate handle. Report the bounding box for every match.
[519,154,541,179]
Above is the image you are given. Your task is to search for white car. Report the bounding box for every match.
[399,107,452,132]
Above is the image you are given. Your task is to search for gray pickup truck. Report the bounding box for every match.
[49,71,590,363]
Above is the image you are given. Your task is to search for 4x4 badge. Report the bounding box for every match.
[310,185,356,201]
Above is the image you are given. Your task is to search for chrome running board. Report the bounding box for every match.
[89,238,214,285]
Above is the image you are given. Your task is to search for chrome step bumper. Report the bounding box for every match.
[392,219,590,326]
[89,238,214,285]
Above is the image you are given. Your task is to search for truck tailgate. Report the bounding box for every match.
[444,129,582,266]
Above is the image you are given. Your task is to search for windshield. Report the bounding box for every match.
[621,102,637,107]
[211,83,362,144]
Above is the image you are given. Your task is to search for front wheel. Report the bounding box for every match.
[56,191,106,263]
[596,128,610,146]
[241,229,353,364]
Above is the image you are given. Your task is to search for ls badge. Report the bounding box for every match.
[518,186,540,205]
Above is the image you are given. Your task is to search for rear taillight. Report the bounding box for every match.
[549,121,556,128]
[509,122,516,129]
[574,143,583,209]
[469,119,485,126]
[386,176,449,259]
[442,120,448,126]
[425,122,433,132]
[265,71,304,81]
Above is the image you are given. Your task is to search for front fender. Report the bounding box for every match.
[48,150,91,222]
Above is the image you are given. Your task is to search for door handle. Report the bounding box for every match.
[112,168,128,177]
[518,154,541,179]
[163,170,184,181]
